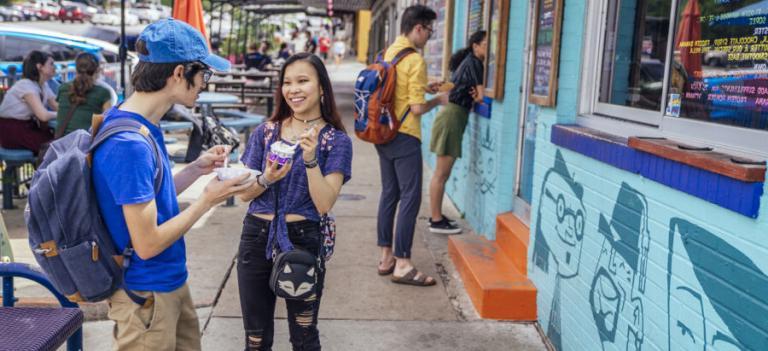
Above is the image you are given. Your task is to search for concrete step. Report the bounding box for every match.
[448,220,537,321]
[496,212,530,274]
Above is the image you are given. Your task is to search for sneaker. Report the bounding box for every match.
[429,217,462,234]
[441,215,459,226]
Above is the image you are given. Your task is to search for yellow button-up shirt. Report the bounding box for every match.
[383,35,427,140]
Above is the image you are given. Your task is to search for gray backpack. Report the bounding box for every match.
[25,118,163,304]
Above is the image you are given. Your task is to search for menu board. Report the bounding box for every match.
[529,0,564,106]
[484,0,509,99]
[467,0,484,35]
[670,0,768,129]
[424,0,453,80]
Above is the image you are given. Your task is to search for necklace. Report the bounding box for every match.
[292,115,323,125]
[287,116,323,143]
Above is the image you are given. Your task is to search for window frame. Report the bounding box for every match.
[580,0,768,159]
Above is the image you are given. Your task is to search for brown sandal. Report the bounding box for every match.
[377,261,396,275]
[391,268,436,286]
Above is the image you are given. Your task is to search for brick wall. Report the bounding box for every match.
[527,0,768,350]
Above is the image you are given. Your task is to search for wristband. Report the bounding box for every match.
[304,158,319,169]
[256,175,272,189]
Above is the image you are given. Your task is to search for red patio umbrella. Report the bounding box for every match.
[675,0,702,77]
[173,0,209,43]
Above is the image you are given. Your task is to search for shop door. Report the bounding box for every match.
[512,0,539,223]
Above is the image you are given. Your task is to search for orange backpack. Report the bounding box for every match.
[353,48,416,144]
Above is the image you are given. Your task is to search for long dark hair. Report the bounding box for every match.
[70,53,99,105]
[449,30,486,72]
[269,52,346,133]
[22,50,54,82]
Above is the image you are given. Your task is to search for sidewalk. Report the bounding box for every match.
[3,60,548,350]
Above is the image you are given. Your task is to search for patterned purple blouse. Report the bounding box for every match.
[241,121,353,258]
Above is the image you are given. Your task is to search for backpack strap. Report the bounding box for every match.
[390,47,416,65]
[88,118,165,308]
[89,118,164,192]
[390,48,416,123]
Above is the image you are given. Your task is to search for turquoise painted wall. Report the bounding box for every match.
[527,0,768,350]
[422,0,529,239]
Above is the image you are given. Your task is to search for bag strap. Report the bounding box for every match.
[390,47,416,65]
[54,102,81,139]
[90,118,165,307]
[389,48,415,124]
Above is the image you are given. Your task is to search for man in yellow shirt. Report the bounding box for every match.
[376,5,447,287]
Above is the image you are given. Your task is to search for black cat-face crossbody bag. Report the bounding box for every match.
[267,182,322,300]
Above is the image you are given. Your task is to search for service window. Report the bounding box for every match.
[586,0,768,156]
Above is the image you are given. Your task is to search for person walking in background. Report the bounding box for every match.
[375,5,447,286]
[428,30,487,234]
[319,34,331,62]
[55,52,112,137]
[245,41,274,71]
[0,50,58,155]
[237,53,352,351]
[305,30,318,54]
[332,36,346,69]
[92,19,253,351]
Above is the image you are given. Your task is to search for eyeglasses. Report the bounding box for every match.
[424,25,434,38]
[201,69,213,84]
[544,187,585,239]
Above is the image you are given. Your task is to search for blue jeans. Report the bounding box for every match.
[375,133,423,258]
[237,216,325,351]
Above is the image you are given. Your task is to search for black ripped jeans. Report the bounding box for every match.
[237,215,326,351]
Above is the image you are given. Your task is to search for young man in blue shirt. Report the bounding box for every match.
[93,19,253,350]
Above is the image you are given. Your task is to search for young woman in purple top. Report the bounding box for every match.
[237,52,353,351]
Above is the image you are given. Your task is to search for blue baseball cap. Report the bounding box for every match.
[137,18,230,71]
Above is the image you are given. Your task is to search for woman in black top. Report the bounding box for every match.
[428,30,487,234]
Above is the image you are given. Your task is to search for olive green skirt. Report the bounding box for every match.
[430,102,469,158]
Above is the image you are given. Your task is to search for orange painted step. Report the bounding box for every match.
[496,212,531,274]
[448,234,537,321]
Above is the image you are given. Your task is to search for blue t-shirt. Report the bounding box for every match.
[92,107,187,292]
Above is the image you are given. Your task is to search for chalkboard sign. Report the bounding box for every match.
[424,0,454,80]
[529,0,563,106]
[467,0,484,35]
[484,0,509,99]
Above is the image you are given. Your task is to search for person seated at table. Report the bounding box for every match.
[0,50,58,155]
[245,41,273,71]
[55,52,113,137]
[277,43,291,60]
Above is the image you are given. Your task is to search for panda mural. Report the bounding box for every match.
[531,150,586,350]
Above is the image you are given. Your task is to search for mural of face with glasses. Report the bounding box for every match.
[667,219,768,351]
[532,150,586,278]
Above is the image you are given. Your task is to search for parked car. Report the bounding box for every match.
[12,5,37,21]
[58,1,96,22]
[82,25,141,52]
[0,7,24,22]
[91,8,139,26]
[0,26,138,94]
[32,1,60,20]
[58,5,87,22]
[130,3,160,24]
